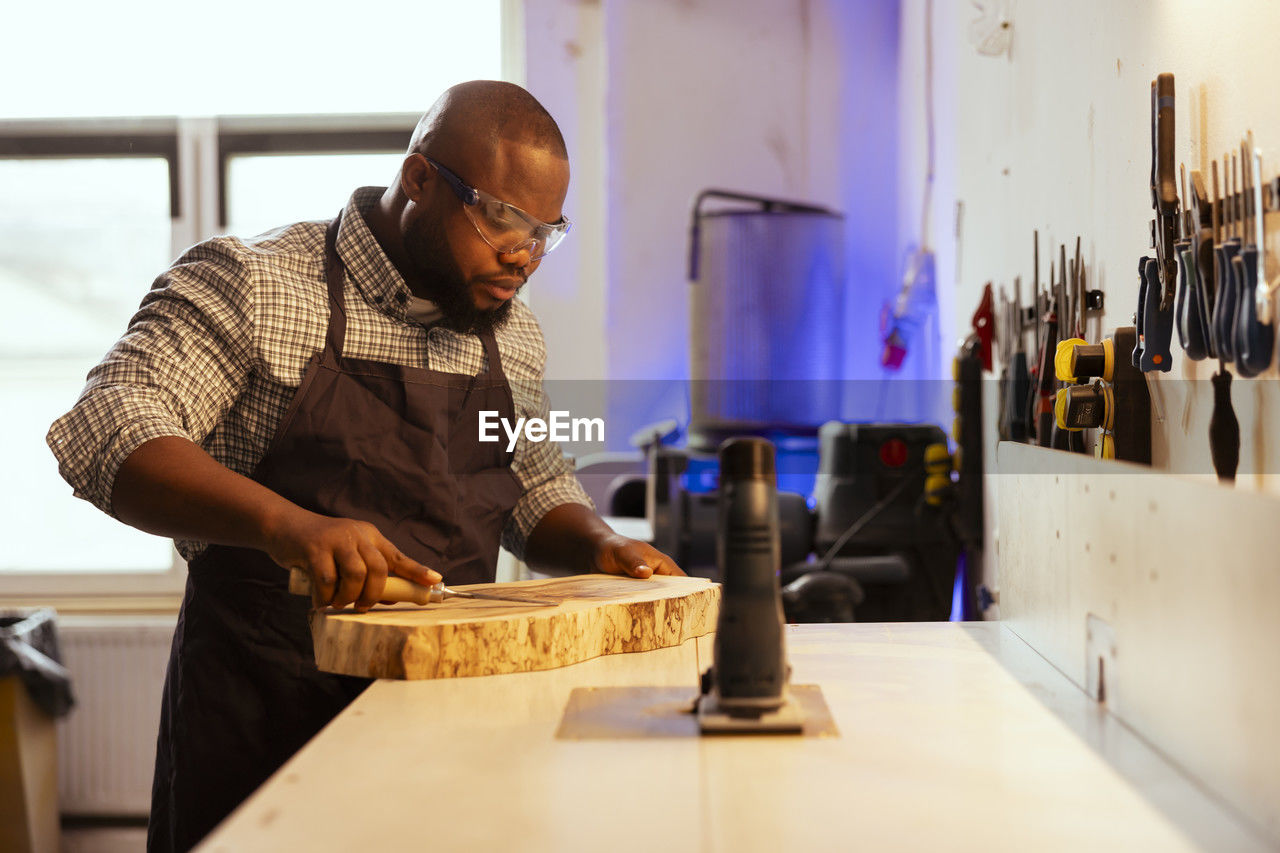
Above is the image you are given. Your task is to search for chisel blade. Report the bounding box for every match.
[441,587,560,606]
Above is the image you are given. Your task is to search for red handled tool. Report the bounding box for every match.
[971,282,995,372]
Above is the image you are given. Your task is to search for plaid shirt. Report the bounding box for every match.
[47,187,591,562]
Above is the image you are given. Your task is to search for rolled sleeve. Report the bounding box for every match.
[503,468,594,560]
[501,377,594,561]
[47,389,196,517]
[46,239,256,517]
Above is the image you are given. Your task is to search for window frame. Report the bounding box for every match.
[0,113,420,600]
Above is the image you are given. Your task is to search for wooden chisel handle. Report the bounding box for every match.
[287,568,437,606]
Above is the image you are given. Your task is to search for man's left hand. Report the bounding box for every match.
[591,533,686,578]
[524,503,687,578]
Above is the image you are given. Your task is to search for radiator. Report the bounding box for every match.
[56,615,176,817]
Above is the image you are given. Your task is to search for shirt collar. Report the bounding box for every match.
[404,295,444,328]
[335,186,413,321]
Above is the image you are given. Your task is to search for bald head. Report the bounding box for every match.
[408,80,567,165]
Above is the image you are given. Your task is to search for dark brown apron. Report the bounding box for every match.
[148,214,523,852]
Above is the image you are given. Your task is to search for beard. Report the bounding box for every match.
[403,216,519,335]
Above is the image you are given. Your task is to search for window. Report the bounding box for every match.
[226,153,406,239]
[0,1,507,596]
[216,118,415,237]
[1,154,177,579]
[2,3,503,119]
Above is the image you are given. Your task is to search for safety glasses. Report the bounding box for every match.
[425,157,571,261]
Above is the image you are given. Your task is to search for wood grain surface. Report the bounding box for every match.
[307,574,719,680]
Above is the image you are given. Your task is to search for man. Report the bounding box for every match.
[47,80,682,853]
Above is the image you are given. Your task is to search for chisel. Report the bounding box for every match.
[287,568,560,608]
[1067,242,1088,452]
[1033,257,1060,445]
[1050,244,1085,452]
[996,284,1011,441]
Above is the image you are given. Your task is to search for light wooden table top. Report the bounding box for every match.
[197,622,1268,852]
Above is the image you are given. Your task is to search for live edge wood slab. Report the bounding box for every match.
[307,574,719,680]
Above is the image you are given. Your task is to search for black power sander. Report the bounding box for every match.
[697,437,804,733]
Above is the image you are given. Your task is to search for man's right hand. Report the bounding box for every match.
[264,508,442,612]
[112,436,440,613]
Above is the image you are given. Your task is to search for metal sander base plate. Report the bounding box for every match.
[555,685,838,739]
[696,691,806,734]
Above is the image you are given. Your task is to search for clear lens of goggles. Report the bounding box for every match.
[464,192,571,260]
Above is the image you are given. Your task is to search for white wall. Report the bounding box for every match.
[998,442,1280,842]
[897,0,1280,595]
[525,0,903,451]
[517,1,607,374]
[519,0,611,456]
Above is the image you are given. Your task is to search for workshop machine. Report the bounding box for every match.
[597,188,981,624]
[616,420,965,624]
[686,189,846,453]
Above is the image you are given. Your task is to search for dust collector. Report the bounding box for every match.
[686,189,845,453]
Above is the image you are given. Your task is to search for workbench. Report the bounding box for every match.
[195,622,1267,851]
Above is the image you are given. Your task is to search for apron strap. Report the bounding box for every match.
[478,330,505,381]
[323,214,349,361]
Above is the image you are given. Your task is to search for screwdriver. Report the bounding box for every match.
[1024,231,1044,441]
[1175,164,1209,360]
[1205,158,1239,483]
[1246,138,1277,327]
[1209,371,1240,483]
[1003,276,1031,442]
[1072,237,1086,339]
[1214,153,1242,362]
[1231,132,1273,376]
[1033,256,1060,446]
[1136,255,1173,371]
